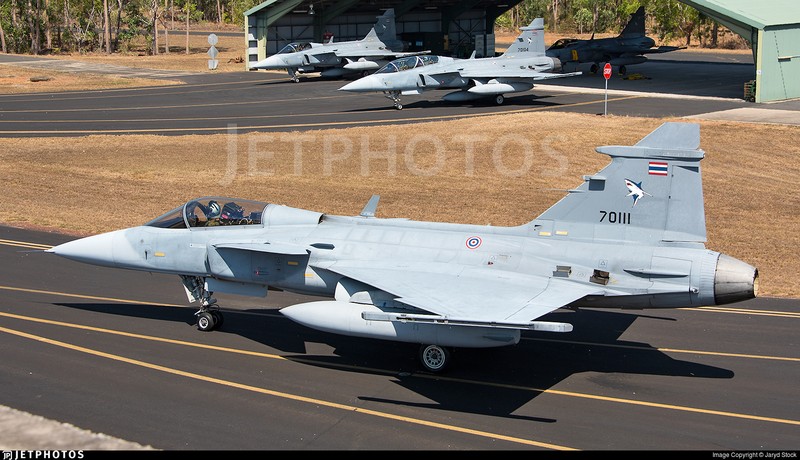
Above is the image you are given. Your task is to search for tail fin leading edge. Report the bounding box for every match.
[619,6,646,37]
[534,123,707,245]
[373,8,398,43]
[502,18,546,57]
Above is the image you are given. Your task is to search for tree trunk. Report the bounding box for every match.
[114,0,124,50]
[44,0,52,50]
[216,0,222,24]
[152,0,158,54]
[162,15,169,53]
[26,0,39,54]
[103,0,110,53]
[35,0,42,51]
[552,0,558,32]
[710,21,718,48]
[0,19,6,53]
[185,0,190,55]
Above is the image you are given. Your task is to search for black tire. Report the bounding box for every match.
[590,64,599,74]
[197,312,216,331]
[619,65,627,75]
[395,103,403,110]
[419,344,450,373]
[495,94,504,105]
[210,310,224,328]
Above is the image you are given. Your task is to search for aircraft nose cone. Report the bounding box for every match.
[339,75,382,92]
[47,231,118,267]
[252,55,284,70]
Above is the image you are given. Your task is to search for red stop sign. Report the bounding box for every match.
[603,63,612,80]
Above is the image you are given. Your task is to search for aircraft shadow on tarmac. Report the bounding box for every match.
[54,301,734,420]
[339,94,560,112]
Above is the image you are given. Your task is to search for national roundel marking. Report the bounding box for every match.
[466,236,482,249]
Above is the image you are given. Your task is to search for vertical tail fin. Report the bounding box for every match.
[502,18,546,57]
[533,123,707,245]
[619,6,646,37]
[373,9,397,43]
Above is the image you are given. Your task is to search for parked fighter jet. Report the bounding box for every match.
[545,6,685,75]
[338,18,580,109]
[251,9,423,82]
[47,123,758,373]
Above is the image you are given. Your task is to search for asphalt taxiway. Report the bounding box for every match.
[3,51,797,137]
[1,225,798,450]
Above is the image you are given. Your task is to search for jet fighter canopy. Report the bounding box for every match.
[375,55,439,74]
[278,42,313,54]
[145,197,269,229]
[547,38,580,50]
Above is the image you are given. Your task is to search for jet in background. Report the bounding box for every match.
[251,9,424,82]
[546,6,685,75]
[47,123,758,373]
[338,18,580,109]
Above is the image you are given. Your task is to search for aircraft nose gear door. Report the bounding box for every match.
[181,275,224,331]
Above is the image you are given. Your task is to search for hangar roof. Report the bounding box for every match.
[682,0,800,29]
[245,0,519,18]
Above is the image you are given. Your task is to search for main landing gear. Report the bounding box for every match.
[590,63,627,76]
[419,344,451,373]
[181,276,225,332]
[384,90,403,110]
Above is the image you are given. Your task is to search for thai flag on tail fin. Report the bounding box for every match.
[648,161,668,176]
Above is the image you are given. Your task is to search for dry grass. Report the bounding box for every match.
[1,112,798,297]
[39,25,248,74]
[0,65,181,94]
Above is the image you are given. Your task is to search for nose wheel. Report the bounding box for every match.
[196,305,224,332]
[181,276,225,332]
[385,91,403,110]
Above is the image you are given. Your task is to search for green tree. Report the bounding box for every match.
[650,0,701,46]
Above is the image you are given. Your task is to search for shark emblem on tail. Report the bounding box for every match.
[625,178,651,206]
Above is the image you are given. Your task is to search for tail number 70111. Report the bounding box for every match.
[599,211,631,224]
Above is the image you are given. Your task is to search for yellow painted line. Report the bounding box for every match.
[0,241,51,250]
[0,285,183,308]
[0,238,53,250]
[0,95,642,134]
[0,94,350,114]
[0,311,287,357]
[0,78,273,102]
[525,337,800,362]
[0,323,575,450]
[2,309,799,427]
[692,306,800,319]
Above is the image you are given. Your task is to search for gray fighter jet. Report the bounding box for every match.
[251,9,423,82]
[47,123,758,373]
[545,6,685,75]
[338,17,580,109]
